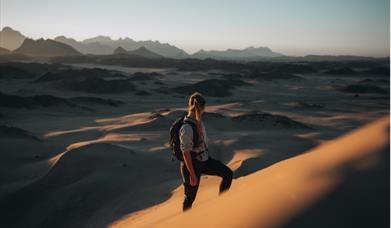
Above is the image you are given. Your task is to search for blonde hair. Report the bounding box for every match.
[187,92,206,136]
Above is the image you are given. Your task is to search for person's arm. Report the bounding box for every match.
[202,122,208,148]
[183,151,196,179]
[179,124,198,186]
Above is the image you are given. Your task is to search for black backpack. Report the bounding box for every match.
[169,116,199,161]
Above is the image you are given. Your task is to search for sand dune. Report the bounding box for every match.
[101,109,310,133]
[0,125,41,141]
[340,84,388,94]
[111,116,389,228]
[131,72,164,81]
[0,142,176,228]
[0,60,388,228]
[172,79,252,97]
[0,137,63,198]
[32,68,137,94]
[0,91,76,108]
[0,65,35,79]
[0,91,123,110]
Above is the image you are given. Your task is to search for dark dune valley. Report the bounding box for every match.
[0,25,389,228]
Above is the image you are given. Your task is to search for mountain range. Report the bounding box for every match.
[0,27,26,51]
[0,26,284,60]
[113,46,163,59]
[0,26,385,61]
[13,38,82,57]
[54,35,187,58]
[192,46,283,60]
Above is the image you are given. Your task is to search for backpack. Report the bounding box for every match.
[169,115,199,161]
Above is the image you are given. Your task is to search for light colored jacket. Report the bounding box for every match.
[179,116,209,161]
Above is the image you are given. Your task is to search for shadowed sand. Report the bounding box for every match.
[0,62,388,228]
[111,116,389,228]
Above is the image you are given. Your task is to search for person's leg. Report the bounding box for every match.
[202,157,233,194]
[180,160,202,211]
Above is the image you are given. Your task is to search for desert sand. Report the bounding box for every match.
[111,116,389,228]
[0,60,389,228]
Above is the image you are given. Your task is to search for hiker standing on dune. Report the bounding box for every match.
[169,92,233,211]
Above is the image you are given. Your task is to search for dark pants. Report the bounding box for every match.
[180,156,233,211]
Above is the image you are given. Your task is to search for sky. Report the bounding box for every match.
[0,0,389,56]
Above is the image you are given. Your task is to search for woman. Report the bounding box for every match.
[179,92,233,211]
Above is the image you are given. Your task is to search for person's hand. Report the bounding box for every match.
[190,175,198,186]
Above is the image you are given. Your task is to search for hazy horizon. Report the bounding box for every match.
[1,0,389,57]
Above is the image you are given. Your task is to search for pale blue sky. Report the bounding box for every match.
[0,0,389,56]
